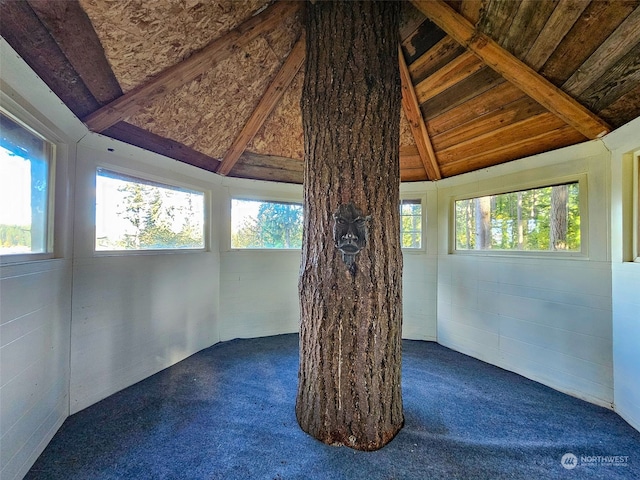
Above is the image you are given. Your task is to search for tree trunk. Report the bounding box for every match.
[550,184,568,250]
[465,201,472,249]
[297,0,403,451]
[475,196,491,249]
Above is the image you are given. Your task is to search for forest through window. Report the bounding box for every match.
[231,199,303,249]
[455,182,581,252]
[400,199,422,249]
[96,169,205,251]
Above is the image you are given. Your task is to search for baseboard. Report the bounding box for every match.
[615,404,640,434]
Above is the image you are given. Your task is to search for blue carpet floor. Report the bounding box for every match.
[26,334,640,479]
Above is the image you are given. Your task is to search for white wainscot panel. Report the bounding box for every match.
[612,264,640,431]
[219,251,300,341]
[403,254,437,340]
[0,261,71,480]
[70,253,218,413]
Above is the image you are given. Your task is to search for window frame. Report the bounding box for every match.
[229,196,304,251]
[0,105,57,264]
[400,196,425,252]
[450,174,588,258]
[633,152,640,263]
[93,165,208,255]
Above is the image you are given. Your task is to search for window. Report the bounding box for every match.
[0,110,53,256]
[400,199,422,249]
[231,199,303,249]
[454,182,581,252]
[96,168,205,251]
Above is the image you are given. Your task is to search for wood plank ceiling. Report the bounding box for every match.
[2,0,640,184]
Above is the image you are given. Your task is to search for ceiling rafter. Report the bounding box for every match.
[102,122,221,172]
[230,152,303,184]
[0,0,99,117]
[217,33,306,176]
[82,1,301,133]
[411,0,612,140]
[398,44,441,181]
[26,0,122,105]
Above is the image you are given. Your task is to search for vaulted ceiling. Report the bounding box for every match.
[2,0,640,183]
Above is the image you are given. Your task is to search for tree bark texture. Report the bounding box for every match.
[296,1,403,451]
[475,196,491,249]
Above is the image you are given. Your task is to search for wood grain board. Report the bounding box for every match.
[0,0,99,118]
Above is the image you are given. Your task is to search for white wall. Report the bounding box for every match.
[212,178,303,341]
[219,248,301,340]
[0,40,82,480]
[69,136,222,413]
[1,260,71,480]
[401,183,438,340]
[216,178,439,341]
[436,141,614,407]
[604,117,640,431]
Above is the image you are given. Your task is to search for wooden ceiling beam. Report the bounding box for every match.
[459,0,483,25]
[217,34,306,176]
[411,0,612,139]
[399,44,441,181]
[0,0,99,118]
[228,152,303,184]
[82,1,301,132]
[26,0,122,104]
[102,122,221,172]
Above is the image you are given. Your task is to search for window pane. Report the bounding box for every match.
[231,199,303,249]
[96,169,204,251]
[455,182,580,252]
[0,112,50,255]
[400,199,422,248]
